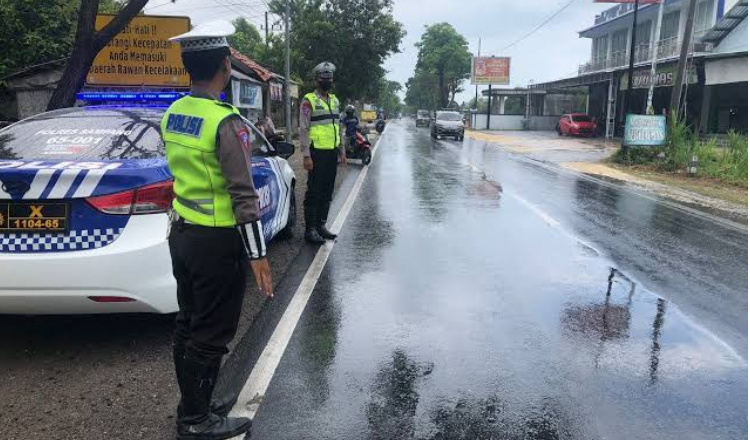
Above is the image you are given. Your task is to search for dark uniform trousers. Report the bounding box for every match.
[169,221,247,367]
[304,145,339,227]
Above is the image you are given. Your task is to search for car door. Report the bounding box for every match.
[560,115,572,134]
[248,124,281,241]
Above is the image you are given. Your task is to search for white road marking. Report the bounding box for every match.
[228,125,387,429]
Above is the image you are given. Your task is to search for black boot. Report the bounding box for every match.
[175,350,235,419]
[316,222,337,240]
[176,358,251,440]
[305,227,326,244]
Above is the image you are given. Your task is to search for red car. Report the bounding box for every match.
[557,113,598,137]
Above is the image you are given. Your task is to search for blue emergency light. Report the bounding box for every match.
[76,91,227,102]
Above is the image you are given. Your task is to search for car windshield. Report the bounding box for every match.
[417,111,430,118]
[0,107,165,161]
[571,115,592,122]
[437,112,462,121]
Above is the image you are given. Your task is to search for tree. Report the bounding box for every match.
[0,0,121,79]
[411,23,471,108]
[405,67,439,111]
[228,18,264,58]
[46,0,149,110]
[267,0,405,103]
[376,79,402,115]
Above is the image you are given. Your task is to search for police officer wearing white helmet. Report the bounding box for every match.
[299,61,346,244]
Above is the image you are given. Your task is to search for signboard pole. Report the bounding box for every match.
[284,0,292,141]
[623,0,640,121]
[646,0,665,114]
[670,0,699,115]
[474,38,481,108]
[486,84,492,130]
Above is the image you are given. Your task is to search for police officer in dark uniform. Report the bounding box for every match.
[162,20,273,440]
[299,62,346,244]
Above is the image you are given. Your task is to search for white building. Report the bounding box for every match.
[532,0,747,137]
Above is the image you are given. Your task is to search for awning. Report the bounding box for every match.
[230,69,263,85]
[705,56,748,85]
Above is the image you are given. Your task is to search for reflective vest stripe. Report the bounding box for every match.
[311,114,339,122]
[175,195,214,215]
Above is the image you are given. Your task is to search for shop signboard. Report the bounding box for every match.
[232,80,262,109]
[620,65,698,90]
[624,114,667,147]
[471,57,510,85]
[87,15,190,87]
[594,0,660,26]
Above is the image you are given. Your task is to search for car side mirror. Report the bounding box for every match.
[274,141,295,160]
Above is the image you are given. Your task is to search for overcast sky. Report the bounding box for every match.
[143,0,612,103]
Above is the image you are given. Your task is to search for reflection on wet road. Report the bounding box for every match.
[251,121,747,440]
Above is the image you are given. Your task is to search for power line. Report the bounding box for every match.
[145,0,268,13]
[487,0,578,54]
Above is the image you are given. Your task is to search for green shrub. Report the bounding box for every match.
[618,117,748,185]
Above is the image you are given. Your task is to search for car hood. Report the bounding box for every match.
[436,121,464,129]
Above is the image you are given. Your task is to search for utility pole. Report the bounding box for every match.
[486,84,492,130]
[265,11,269,48]
[474,38,481,108]
[622,0,641,120]
[646,0,665,114]
[670,0,699,116]
[284,0,292,141]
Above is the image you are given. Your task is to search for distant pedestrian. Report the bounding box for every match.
[299,61,346,244]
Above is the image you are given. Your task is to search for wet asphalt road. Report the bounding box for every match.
[250,120,747,440]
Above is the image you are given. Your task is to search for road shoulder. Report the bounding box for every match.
[466,130,748,225]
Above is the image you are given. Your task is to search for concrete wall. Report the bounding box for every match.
[471,114,524,130]
[471,114,559,131]
[16,89,54,120]
[527,116,560,130]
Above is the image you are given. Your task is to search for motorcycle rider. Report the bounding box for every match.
[341,105,360,155]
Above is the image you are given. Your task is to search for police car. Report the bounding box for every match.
[0,94,296,314]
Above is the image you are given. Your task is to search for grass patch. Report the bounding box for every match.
[613,116,748,186]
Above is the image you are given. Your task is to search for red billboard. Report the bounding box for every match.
[471,57,510,85]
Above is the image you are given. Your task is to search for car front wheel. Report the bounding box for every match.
[277,189,296,239]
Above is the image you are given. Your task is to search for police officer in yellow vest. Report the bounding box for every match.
[162,21,272,440]
[299,62,347,244]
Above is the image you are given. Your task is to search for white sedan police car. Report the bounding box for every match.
[0,105,296,314]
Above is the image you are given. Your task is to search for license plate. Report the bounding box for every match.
[0,202,69,232]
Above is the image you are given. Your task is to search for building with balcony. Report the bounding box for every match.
[531,0,747,137]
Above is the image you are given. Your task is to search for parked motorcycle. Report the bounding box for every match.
[346,126,372,165]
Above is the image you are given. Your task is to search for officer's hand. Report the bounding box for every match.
[250,258,274,298]
[303,156,313,171]
[339,153,347,167]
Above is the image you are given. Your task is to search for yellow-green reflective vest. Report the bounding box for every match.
[305,92,340,149]
[162,96,241,227]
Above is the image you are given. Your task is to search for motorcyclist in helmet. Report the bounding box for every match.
[342,105,360,154]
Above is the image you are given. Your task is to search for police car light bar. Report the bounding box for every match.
[76,92,227,102]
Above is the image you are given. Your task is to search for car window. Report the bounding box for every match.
[0,108,165,161]
[248,121,272,156]
[417,111,430,118]
[437,112,462,121]
[571,115,592,122]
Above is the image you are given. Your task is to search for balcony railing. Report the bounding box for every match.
[578,37,711,75]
